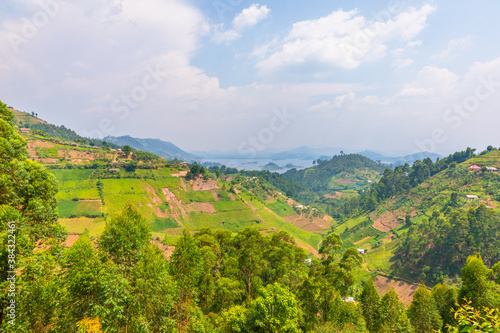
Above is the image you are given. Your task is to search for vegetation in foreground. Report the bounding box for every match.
[2,100,500,332]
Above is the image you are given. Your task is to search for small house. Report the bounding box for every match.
[19,128,30,133]
[465,195,479,200]
[468,165,481,171]
[357,249,366,255]
[486,167,498,172]
[342,297,355,303]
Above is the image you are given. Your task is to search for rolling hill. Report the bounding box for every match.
[283,154,387,196]
[333,149,500,285]
[12,109,328,257]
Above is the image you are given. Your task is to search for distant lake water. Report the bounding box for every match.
[198,158,316,174]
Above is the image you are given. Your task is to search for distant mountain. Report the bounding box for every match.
[104,135,197,161]
[356,150,442,166]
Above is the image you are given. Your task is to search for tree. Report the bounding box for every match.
[405,214,412,226]
[129,244,177,332]
[359,279,381,332]
[459,255,490,309]
[233,228,267,299]
[432,283,458,329]
[407,284,442,332]
[62,233,101,326]
[122,145,132,156]
[379,288,412,333]
[247,283,302,333]
[98,205,151,268]
[319,233,342,264]
[169,229,203,333]
[0,100,63,328]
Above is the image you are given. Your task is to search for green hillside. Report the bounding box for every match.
[11,109,327,255]
[283,154,386,199]
[334,149,500,284]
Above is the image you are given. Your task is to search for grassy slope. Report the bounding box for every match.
[337,151,500,278]
[21,135,325,253]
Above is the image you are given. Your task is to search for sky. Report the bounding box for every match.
[1,0,500,156]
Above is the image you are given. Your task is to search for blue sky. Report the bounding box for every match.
[1,0,500,155]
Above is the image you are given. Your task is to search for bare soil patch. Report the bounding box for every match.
[41,158,59,164]
[374,275,418,306]
[302,223,325,233]
[64,234,81,248]
[284,214,301,223]
[211,190,220,202]
[171,170,188,178]
[145,184,162,205]
[372,211,403,232]
[162,188,186,225]
[152,238,175,260]
[32,140,55,148]
[191,178,219,191]
[186,202,216,214]
[154,207,170,218]
[228,193,235,201]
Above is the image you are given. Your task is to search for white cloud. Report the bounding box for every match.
[212,24,241,43]
[256,4,436,75]
[212,3,270,44]
[399,66,460,96]
[433,35,473,59]
[307,92,356,113]
[232,4,270,31]
[392,58,414,69]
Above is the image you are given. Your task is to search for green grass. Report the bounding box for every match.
[365,239,400,273]
[150,218,179,232]
[50,169,94,181]
[267,201,296,217]
[58,217,106,238]
[58,200,102,218]
[213,201,250,212]
[185,211,260,230]
[185,190,215,203]
[35,146,59,158]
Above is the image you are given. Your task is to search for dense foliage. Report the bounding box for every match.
[397,205,500,284]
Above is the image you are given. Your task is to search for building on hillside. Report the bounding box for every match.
[342,297,355,303]
[486,166,498,172]
[465,195,479,200]
[18,128,30,133]
[468,165,481,171]
[357,249,366,255]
